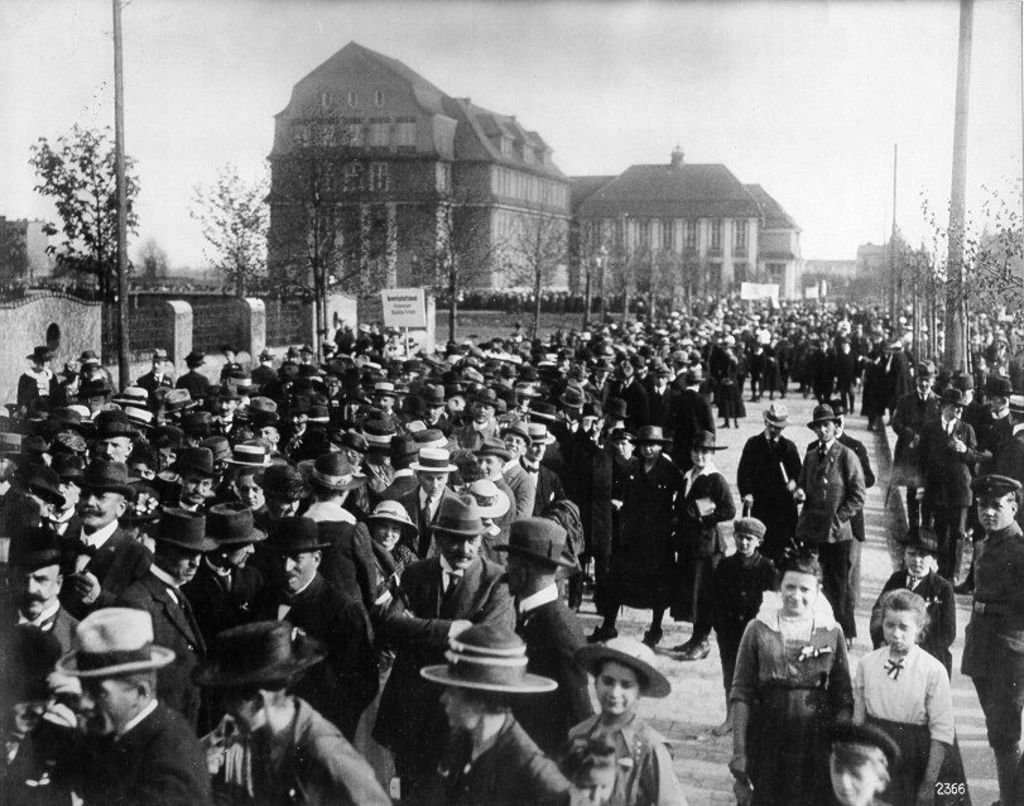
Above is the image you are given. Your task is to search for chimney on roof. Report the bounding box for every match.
[670,145,684,168]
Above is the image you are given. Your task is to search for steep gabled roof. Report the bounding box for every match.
[745,184,801,232]
[578,163,760,219]
[570,176,616,212]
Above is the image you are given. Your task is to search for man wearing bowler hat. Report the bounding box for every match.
[118,508,216,728]
[918,387,978,581]
[496,517,593,755]
[182,502,267,645]
[962,475,1024,803]
[251,516,378,742]
[48,608,212,805]
[60,460,152,620]
[794,404,865,642]
[374,494,515,796]
[193,621,390,805]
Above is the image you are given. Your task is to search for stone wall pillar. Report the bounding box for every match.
[242,298,267,358]
[165,300,193,377]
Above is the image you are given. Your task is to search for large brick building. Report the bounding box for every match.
[572,148,802,300]
[267,42,571,294]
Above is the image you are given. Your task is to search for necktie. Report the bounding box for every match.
[818,444,827,461]
[444,571,462,596]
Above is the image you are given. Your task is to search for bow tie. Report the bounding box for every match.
[75,541,98,557]
[521,462,539,473]
[884,657,905,680]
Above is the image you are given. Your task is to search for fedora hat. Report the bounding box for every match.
[529,401,559,422]
[266,516,330,553]
[207,502,267,546]
[94,410,136,440]
[472,387,498,407]
[261,464,310,502]
[576,637,671,698]
[366,500,419,540]
[763,403,790,426]
[433,495,487,538]
[500,422,532,445]
[112,386,149,408]
[691,430,726,452]
[172,447,215,478]
[155,508,217,552]
[412,428,447,450]
[806,404,840,428]
[635,425,672,446]
[363,419,396,448]
[57,608,176,678]
[150,424,185,450]
[21,463,66,507]
[26,346,53,363]
[604,397,628,421]
[421,384,446,407]
[79,459,134,497]
[160,388,198,413]
[180,411,213,436]
[466,478,512,521]
[9,525,69,570]
[420,623,557,693]
[200,436,232,464]
[78,377,113,399]
[79,350,101,365]
[411,447,457,473]
[558,385,585,410]
[475,437,511,462]
[193,621,325,689]
[608,427,636,444]
[986,375,1013,398]
[495,517,574,569]
[333,430,368,454]
[225,440,272,467]
[309,452,365,492]
[940,387,965,407]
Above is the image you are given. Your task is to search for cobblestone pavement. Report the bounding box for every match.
[575,391,999,805]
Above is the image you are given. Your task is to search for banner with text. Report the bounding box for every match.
[740,282,780,301]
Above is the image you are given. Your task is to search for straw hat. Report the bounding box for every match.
[420,623,557,693]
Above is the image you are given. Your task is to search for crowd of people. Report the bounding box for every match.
[0,298,1023,805]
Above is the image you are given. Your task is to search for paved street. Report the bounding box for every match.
[576,391,999,805]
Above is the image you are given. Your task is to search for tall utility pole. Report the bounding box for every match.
[889,144,898,326]
[945,0,973,371]
[113,0,130,389]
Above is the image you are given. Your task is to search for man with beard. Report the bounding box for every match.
[48,608,213,805]
[182,502,266,646]
[60,460,151,620]
[118,508,215,729]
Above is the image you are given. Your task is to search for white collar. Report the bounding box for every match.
[204,556,231,577]
[754,590,837,631]
[393,468,414,478]
[118,699,158,738]
[18,599,61,627]
[819,438,836,452]
[81,518,119,549]
[439,554,465,578]
[420,487,444,508]
[519,584,558,614]
[150,564,181,591]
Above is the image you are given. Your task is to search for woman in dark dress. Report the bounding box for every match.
[730,554,853,805]
[595,426,684,646]
[420,623,569,806]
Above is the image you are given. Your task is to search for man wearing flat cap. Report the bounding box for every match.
[497,517,593,755]
[47,608,212,805]
[60,460,152,620]
[118,508,215,729]
[962,474,1024,803]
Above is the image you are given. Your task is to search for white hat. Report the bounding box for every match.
[410,447,457,473]
[57,608,175,678]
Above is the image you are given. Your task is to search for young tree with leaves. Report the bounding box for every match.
[134,237,169,281]
[191,166,269,296]
[29,124,140,357]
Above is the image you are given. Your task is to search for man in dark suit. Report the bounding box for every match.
[613,356,650,430]
[497,518,593,754]
[374,495,515,795]
[890,364,941,529]
[49,607,213,805]
[174,350,210,404]
[135,348,174,406]
[252,516,378,741]
[918,388,979,580]
[668,368,716,471]
[396,447,460,557]
[736,403,802,564]
[60,460,152,620]
[181,502,266,645]
[118,508,215,729]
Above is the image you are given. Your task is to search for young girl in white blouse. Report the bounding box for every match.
[854,589,968,805]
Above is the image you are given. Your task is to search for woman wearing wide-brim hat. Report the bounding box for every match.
[419,623,570,806]
[193,620,391,806]
[570,637,686,805]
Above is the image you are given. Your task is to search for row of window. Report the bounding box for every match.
[291,118,418,149]
[591,217,750,253]
[490,166,569,208]
[320,88,386,110]
[495,135,543,166]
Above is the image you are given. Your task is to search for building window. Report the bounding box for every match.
[499,137,513,159]
[638,219,651,249]
[368,120,390,148]
[374,90,385,107]
[684,220,697,251]
[370,163,389,191]
[395,120,416,147]
[347,91,359,107]
[614,218,624,249]
[344,122,364,147]
[710,219,722,251]
[291,122,310,146]
[436,162,452,193]
[320,90,332,110]
[661,219,674,250]
[735,219,748,253]
[343,162,363,192]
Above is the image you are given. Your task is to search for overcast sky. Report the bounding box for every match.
[2,0,1021,268]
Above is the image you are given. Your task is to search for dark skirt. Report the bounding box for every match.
[748,683,835,805]
[716,379,747,420]
[866,716,970,806]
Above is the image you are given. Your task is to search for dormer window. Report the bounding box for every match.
[347,91,359,107]
[374,90,385,107]
[320,90,332,110]
[499,137,513,159]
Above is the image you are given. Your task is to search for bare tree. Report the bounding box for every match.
[191,166,269,296]
[134,237,169,280]
[507,214,568,339]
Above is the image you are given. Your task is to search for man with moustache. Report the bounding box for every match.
[118,508,215,729]
[48,608,213,805]
[60,460,152,620]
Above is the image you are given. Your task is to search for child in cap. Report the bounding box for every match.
[711,517,776,736]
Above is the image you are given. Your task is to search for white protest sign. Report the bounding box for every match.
[380,288,427,329]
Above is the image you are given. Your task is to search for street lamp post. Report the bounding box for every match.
[595,244,607,324]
